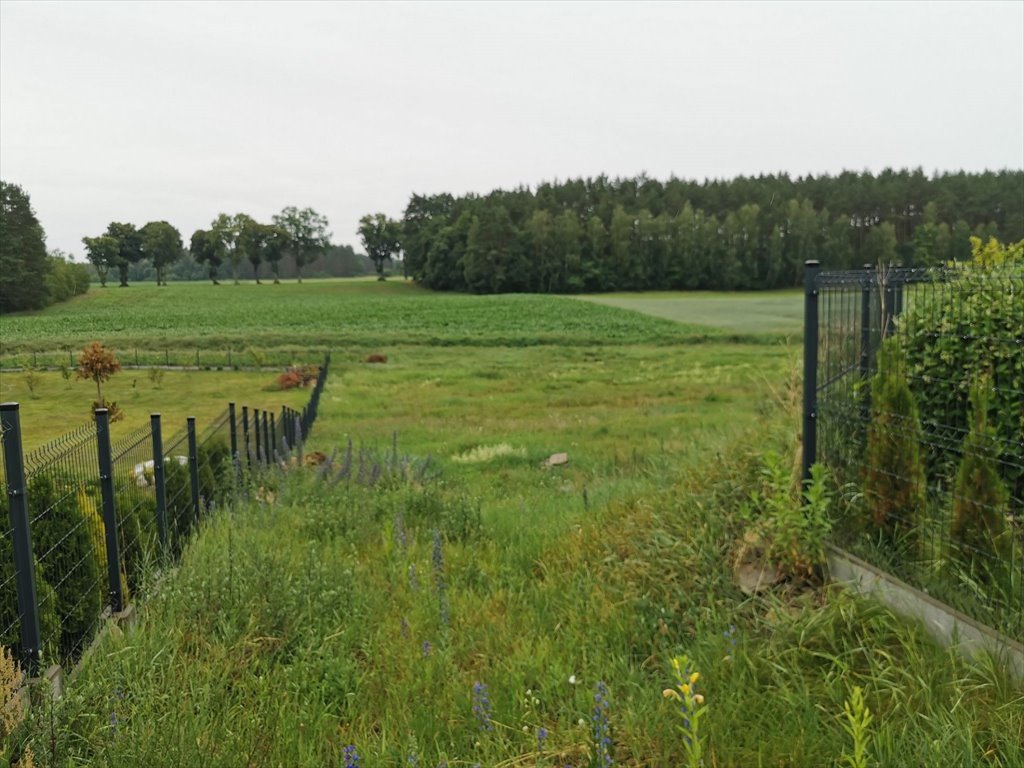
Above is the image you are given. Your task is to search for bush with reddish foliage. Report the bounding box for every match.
[276,370,305,390]
[276,364,321,390]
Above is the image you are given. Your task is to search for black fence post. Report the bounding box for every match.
[270,413,277,463]
[0,403,43,674]
[241,406,251,469]
[266,411,274,466]
[882,270,895,339]
[892,270,904,320]
[95,408,124,614]
[187,417,201,526]
[150,413,168,555]
[802,260,820,486]
[228,402,239,478]
[859,265,873,425]
[253,408,262,465]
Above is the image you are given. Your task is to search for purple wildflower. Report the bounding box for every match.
[343,744,361,768]
[592,680,612,767]
[472,681,494,732]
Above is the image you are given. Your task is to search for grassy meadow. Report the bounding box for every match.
[2,280,1021,767]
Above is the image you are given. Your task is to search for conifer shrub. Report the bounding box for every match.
[0,510,60,662]
[114,489,157,594]
[24,473,103,656]
[949,382,1012,578]
[863,344,927,545]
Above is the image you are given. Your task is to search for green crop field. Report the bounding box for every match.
[0,281,795,368]
[3,281,1020,767]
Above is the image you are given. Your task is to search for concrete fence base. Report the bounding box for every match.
[827,544,1023,682]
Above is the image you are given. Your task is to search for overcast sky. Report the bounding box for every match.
[1,1,1022,259]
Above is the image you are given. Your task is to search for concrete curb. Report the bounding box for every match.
[827,544,1023,682]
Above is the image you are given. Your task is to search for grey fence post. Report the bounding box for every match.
[802,260,820,486]
[0,403,43,673]
[150,413,168,555]
[241,406,251,469]
[95,408,124,614]
[187,417,200,526]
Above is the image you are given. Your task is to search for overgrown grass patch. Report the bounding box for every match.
[17,437,1022,767]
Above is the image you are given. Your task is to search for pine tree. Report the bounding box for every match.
[950,382,1010,568]
[863,343,927,544]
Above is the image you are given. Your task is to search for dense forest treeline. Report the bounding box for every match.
[386,168,1023,293]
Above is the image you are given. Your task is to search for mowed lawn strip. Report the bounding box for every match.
[577,289,803,335]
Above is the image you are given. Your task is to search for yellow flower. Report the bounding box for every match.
[663,688,681,701]
[693,694,705,705]
[680,683,690,695]
[689,672,700,684]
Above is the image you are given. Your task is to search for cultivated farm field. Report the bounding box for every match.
[3,281,1021,767]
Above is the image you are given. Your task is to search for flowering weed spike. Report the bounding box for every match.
[591,680,612,767]
[664,655,708,768]
[343,744,362,768]
[841,685,873,768]
[472,681,494,732]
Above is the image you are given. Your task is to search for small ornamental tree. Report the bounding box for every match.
[863,343,927,543]
[77,341,121,403]
[950,382,1011,567]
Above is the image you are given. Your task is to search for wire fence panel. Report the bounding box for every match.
[0,466,24,657]
[161,427,194,560]
[814,264,1023,638]
[110,424,161,600]
[0,350,331,669]
[19,422,106,664]
[197,408,234,515]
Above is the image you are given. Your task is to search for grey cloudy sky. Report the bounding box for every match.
[1,1,1022,259]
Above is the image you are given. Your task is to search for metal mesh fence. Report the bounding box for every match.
[813,264,1023,637]
[0,351,330,671]
[110,424,161,600]
[20,423,106,664]
[161,426,194,560]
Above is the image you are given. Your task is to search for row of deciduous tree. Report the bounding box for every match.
[82,207,335,287]
[373,168,1022,293]
[1,181,92,313]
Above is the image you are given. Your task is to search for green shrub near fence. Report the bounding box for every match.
[0,523,60,663]
[897,259,1024,501]
[25,473,103,656]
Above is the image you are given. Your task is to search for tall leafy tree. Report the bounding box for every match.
[190,228,225,284]
[0,180,51,312]
[140,221,183,286]
[105,222,143,287]
[263,225,290,284]
[358,213,402,280]
[272,206,331,282]
[212,213,255,284]
[238,219,268,284]
[81,235,120,288]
